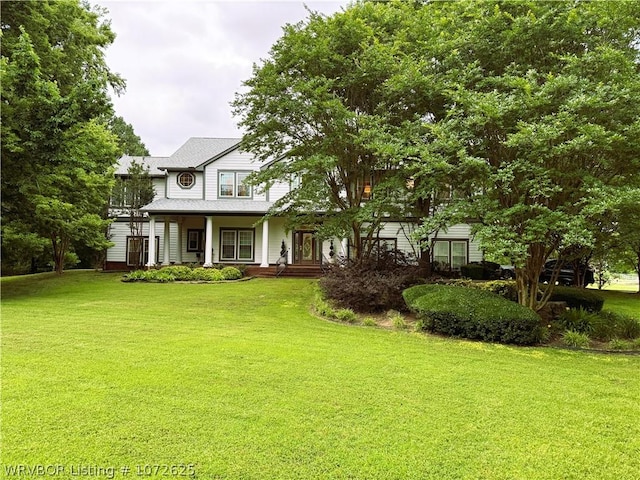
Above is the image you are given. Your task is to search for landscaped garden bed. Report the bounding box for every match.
[122,265,244,283]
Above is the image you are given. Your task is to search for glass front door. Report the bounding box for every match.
[293,231,321,265]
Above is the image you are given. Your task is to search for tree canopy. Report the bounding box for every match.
[235,0,640,308]
[233,1,435,259]
[406,0,640,308]
[1,0,147,274]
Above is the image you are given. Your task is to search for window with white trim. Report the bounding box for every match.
[362,237,397,259]
[433,240,468,271]
[187,229,204,252]
[126,236,159,266]
[220,229,254,261]
[218,171,252,198]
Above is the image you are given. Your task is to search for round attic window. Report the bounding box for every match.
[177,172,195,189]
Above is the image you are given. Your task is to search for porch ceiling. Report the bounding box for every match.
[141,198,274,215]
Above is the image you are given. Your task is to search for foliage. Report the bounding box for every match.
[335,308,358,324]
[362,317,377,327]
[404,284,542,345]
[558,308,598,334]
[405,1,640,310]
[555,309,640,342]
[388,310,408,330]
[549,286,605,313]
[122,265,243,283]
[1,0,125,274]
[220,266,243,281]
[460,262,501,280]
[319,248,423,312]
[232,1,441,259]
[561,330,591,349]
[614,315,640,340]
[471,280,520,303]
[592,187,640,293]
[106,115,150,157]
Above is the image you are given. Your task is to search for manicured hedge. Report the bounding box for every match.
[460,261,501,280]
[463,280,604,311]
[403,284,542,345]
[548,286,604,312]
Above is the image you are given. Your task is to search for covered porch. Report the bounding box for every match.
[139,198,347,273]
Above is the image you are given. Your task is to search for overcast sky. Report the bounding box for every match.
[94,0,350,156]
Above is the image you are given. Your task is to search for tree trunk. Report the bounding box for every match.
[351,223,363,261]
[51,236,67,274]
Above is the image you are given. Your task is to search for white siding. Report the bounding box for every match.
[106,220,169,263]
[152,178,165,200]
[430,223,482,263]
[268,180,290,203]
[166,172,204,199]
[204,150,266,201]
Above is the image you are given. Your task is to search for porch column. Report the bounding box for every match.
[162,217,171,265]
[204,215,214,267]
[146,215,156,268]
[260,219,269,267]
[175,218,183,265]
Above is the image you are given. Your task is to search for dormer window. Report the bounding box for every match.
[177,172,195,189]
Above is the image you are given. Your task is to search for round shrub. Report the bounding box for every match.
[403,284,542,345]
[191,267,224,281]
[221,266,242,280]
[160,265,194,280]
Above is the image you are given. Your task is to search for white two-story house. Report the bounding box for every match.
[105,137,482,274]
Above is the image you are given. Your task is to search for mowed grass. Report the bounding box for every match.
[2,272,639,480]
[595,289,640,319]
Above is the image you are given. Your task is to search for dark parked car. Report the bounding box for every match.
[539,259,595,287]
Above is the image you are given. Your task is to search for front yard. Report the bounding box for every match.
[2,272,639,479]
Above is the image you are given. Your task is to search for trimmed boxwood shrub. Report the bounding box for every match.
[460,262,501,280]
[460,264,485,280]
[548,286,604,312]
[221,266,242,280]
[122,265,242,283]
[403,284,542,345]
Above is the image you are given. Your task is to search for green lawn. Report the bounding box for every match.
[2,272,639,479]
[594,289,640,318]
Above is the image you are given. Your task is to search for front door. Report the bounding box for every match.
[293,230,320,265]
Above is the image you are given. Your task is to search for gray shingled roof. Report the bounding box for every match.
[141,198,274,215]
[160,137,241,170]
[115,156,169,177]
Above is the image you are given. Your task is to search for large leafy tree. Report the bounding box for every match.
[409,0,640,309]
[107,115,150,157]
[1,0,126,274]
[233,1,438,260]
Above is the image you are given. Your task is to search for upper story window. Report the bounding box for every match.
[177,172,195,189]
[219,171,252,198]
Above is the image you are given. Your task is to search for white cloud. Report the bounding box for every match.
[95,0,348,155]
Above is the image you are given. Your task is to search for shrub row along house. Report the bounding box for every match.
[105,137,482,274]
